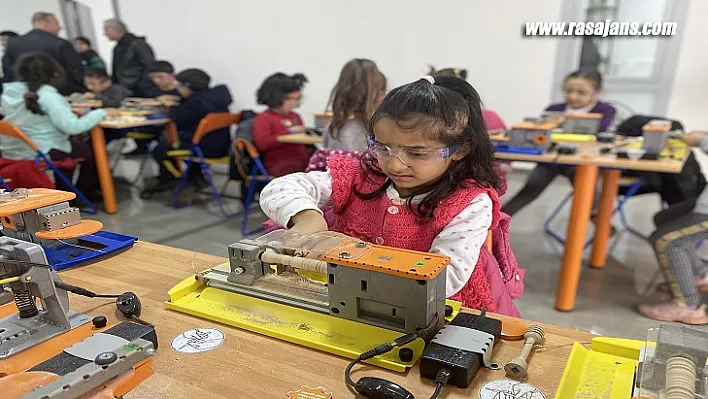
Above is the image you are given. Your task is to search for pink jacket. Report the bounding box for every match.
[262,148,524,316]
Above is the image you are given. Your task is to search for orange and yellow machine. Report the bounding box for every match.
[166,230,455,371]
[0,188,136,272]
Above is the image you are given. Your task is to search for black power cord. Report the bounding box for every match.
[54,281,152,327]
[344,315,449,399]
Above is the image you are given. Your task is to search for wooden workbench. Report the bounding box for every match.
[59,242,593,398]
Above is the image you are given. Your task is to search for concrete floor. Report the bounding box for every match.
[92,161,708,340]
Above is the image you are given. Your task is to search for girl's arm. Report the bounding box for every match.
[259,170,335,228]
[429,194,494,297]
[42,92,107,135]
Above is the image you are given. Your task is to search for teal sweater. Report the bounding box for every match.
[0,82,106,159]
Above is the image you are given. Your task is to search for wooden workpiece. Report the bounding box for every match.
[276,133,323,145]
[57,242,592,398]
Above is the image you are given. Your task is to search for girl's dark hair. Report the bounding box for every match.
[13,52,64,115]
[327,59,385,140]
[74,36,91,46]
[564,69,603,90]
[356,74,500,220]
[175,68,210,91]
[256,73,308,108]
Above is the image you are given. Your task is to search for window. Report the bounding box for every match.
[552,0,689,117]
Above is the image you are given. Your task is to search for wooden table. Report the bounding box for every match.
[91,118,177,214]
[58,242,592,398]
[276,133,323,145]
[496,140,688,311]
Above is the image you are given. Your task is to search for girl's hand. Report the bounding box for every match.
[83,92,96,99]
[104,108,121,117]
[289,125,306,134]
[289,210,328,233]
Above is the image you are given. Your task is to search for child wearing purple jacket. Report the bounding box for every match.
[502,70,616,216]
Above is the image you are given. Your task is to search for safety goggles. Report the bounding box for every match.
[368,137,458,166]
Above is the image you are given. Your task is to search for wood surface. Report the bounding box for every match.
[57,242,594,398]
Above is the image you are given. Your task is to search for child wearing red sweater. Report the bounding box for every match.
[252,73,310,177]
[260,74,504,310]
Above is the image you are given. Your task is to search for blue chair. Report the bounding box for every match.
[172,113,242,217]
[544,174,648,246]
[232,138,271,236]
[0,121,97,213]
[0,175,11,191]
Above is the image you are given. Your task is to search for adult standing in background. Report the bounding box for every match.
[103,19,155,97]
[2,12,85,95]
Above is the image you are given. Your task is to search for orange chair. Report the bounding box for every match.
[172,113,241,217]
[0,121,97,213]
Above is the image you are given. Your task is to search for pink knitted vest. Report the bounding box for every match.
[328,155,501,311]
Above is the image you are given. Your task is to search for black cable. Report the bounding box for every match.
[53,281,122,298]
[429,369,451,399]
[344,314,442,397]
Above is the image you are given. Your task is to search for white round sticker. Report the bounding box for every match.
[479,379,546,399]
[171,328,225,354]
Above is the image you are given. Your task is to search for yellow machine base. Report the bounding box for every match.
[165,272,461,372]
[555,337,644,399]
[551,133,597,143]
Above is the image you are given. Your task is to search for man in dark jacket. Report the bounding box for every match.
[104,19,155,97]
[2,12,85,95]
[141,68,233,198]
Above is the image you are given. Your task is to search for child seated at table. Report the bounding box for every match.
[260,74,512,311]
[323,59,386,152]
[252,72,310,177]
[501,70,616,216]
[0,53,119,195]
[146,60,181,101]
[638,131,708,325]
[83,68,132,108]
[141,68,232,197]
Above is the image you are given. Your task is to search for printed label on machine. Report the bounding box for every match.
[171,328,224,353]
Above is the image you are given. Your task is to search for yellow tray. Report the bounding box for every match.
[555,337,645,399]
[165,269,461,372]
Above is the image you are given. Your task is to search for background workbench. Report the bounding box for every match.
[60,242,593,398]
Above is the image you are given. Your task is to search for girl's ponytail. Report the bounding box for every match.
[24,77,44,115]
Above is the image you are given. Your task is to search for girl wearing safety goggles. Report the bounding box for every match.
[260,74,505,310]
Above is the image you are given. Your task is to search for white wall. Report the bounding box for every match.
[667,0,708,130]
[111,0,563,125]
[0,0,64,38]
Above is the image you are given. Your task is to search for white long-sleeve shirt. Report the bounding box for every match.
[260,171,493,297]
